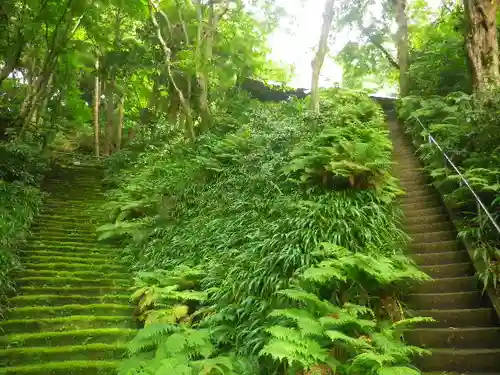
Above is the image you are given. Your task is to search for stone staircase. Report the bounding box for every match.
[0,164,134,374]
[388,119,500,374]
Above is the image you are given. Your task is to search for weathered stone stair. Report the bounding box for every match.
[0,164,134,375]
[388,119,500,375]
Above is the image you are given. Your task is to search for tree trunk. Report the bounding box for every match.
[464,0,499,91]
[148,0,194,140]
[103,79,115,156]
[0,34,24,88]
[93,59,100,158]
[392,0,409,96]
[310,0,335,113]
[116,95,124,151]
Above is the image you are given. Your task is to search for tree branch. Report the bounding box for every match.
[363,29,399,69]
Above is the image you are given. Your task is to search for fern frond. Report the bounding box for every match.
[377,366,421,375]
[324,330,372,349]
[269,308,323,336]
[127,323,178,355]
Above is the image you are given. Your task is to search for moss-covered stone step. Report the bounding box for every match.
[405,206,446,218]
[0,360,119,375]
[407,291,483,310]
[22,262,126,273]
[420,262,474,279]
[406,221,453,234]
[405,213,449,226]
[1,328,136,348]
[411,250,470,266]
[20,250,114,262]
[8,303,133,320]
[34,214,99,224]
[412,308,498,328]
[414,348,500,373]
[30,235,97,244]
[16,276,130,288]
[9,294,130,308]
[17,285,129,297]
[413,276,478,294]
[26,243,117,254]
[400,192,439,205]
[19,270,129,281]
[411,240,459,254]
[0,343,127,366]
[31,227,96,236]
[31,222,96,232]
[0,315,134,334]
[404,327,500,349]
[411,230,456,243]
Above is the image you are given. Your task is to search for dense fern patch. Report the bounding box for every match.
[102,91,429,374]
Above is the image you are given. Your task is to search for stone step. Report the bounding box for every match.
[20,250,114,261]
[411,230,456,243]
[406,222,454,234]
[1,328,136,348]
[407,291,483,310]
[414,348,500,373]
[18,269,129,281]
[400,192,437,204]
[0,315,134,334]
[0,360,119,375]
[29,234,97,244]
[7,303,133,320]
[21,262,125,273]
[402,200,443,211]
[412,308,498,328]
[15,276,130,288]
[405,213,450,226]
[412,276,479,294]
[411,240,459,254]
[404,327,500,349]
[16,285,128,297]
[420,262,474,278]
[405,206,446,218]
[0,344,126,367]
[411,250,470,266]
[8,293,130,308]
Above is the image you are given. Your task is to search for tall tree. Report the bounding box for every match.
[463,0,499,91]
[310,0,335,113]
[392,0,409,96]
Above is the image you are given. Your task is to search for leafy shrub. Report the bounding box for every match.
[0,138,49,314]
[398,92,500,290]
[103,91,427,374]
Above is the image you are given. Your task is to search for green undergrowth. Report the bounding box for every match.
[399,92,500,291]
[102,90,430,374]
[0,360,119,375]
[0,138,51,315]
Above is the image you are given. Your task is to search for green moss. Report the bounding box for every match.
[0,360,119,375]
[22,262,125,272]
[0,315,133,334]
[3,328,136,347]
[8,303,133,319]
[17,285,128,296]
[29,242,110,250]
[21,255,112,265]
[0,343,127,366]
[19,270,128,280]
[16,276,130,287]
[9,294,130,308]
[21,250,111,260]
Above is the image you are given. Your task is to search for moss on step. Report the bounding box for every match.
[28,242,113,250]
[21,262,126,272]
[0,360,119,375]
[8,303,133,320]
[2,328,136,348]
[19,270,128,280]
[17,285,129,296]
[20,250,113,261]
[9,294,130,307]
[15,276,130,287]
[0,343,127,366]
[0,315,133,334]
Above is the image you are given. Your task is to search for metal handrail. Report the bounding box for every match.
[412,115,500,236]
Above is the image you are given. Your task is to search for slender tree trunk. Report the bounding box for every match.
[103,79,115,156]
[392,0,409,96]
[0,35,24,88]
[93,59,100,158]
[116,95,124,151]
[310,0,335,113]
[464,0,499,91]
[148,0,194,140]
